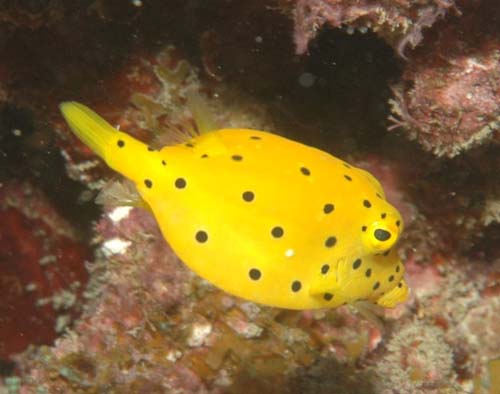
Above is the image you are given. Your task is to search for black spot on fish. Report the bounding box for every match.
[323,203,334,214]
[321,264,330,274]
[365,268,372,277]
[344,175,352,181]
[300,167,311,176]
[325,236,336,248]
[117,140,125,148]
[291,281,302,292]
[232,154,243,161]
[271,226,284,238]
[249,268,261,280]
[195,230,208,243]
[144,179,153,188]
[242,191,255,202]
[373,281,380,290]
[175,178,187,189]
[352,259,362,270]
[323,293,333,301]
[363,199,372,208]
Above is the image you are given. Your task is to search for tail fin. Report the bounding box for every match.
[60,101,160,186]
[60,102,118,160]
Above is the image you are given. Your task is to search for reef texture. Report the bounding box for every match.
[0,1,499,394]
[288,0,500,157]
[0,181,89,360]
[289,0,455,57]
[389,1,500,157]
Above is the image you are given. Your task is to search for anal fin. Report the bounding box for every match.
[375,279,410,308]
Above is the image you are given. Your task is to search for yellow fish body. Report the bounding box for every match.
[60,102,409,310]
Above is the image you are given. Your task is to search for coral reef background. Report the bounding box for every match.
[0,1,498,393]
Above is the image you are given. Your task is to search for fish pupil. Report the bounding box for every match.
[374,229,391,241]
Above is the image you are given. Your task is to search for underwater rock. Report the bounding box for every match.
[289,0,454,56]
[389,0,500,157]
[374,322,459,393]
[0,181,89,360]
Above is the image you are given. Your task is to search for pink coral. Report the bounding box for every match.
[389,2,500,157]
[375,322,459,393]
[292,0,453,55]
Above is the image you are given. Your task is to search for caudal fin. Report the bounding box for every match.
[60,102,118,160]
[60,101,158,186]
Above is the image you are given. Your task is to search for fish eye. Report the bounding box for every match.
[374,228,391,241]
[362,219,401,254]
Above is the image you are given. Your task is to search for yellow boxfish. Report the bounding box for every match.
[60,101,409,310]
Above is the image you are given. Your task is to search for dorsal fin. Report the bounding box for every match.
[152,90,226,153]
[186,90,216,135]
[184,91,229,156]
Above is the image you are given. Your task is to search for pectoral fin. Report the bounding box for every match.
[376,278,410,308]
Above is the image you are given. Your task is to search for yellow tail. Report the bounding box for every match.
[60,102,158,185]
[60,102,118,160]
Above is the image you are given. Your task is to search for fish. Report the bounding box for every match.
[60,100,409,310]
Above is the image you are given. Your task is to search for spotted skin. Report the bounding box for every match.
[60,102,409,310]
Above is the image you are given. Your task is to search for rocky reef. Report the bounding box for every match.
[0,1,498,393]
